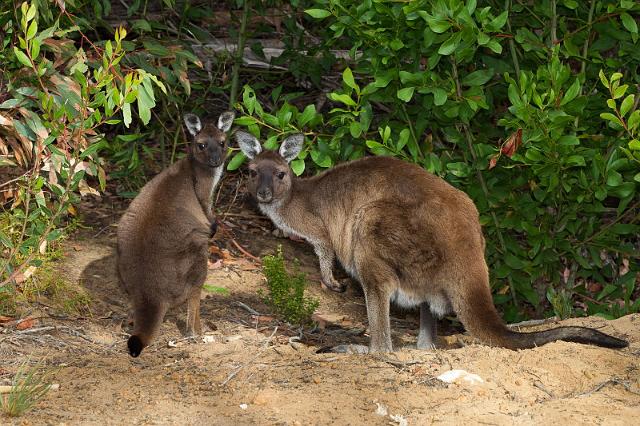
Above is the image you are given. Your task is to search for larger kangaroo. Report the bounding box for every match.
[236,132,628,353]
[117,111,235,357]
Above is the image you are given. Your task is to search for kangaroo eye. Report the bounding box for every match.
[249,169,257,178]
[197,143,206,150]
[277,171,286,180]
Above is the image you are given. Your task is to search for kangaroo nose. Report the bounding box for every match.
[257,189,272,202]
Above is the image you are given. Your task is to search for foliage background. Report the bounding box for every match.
[0,0,639,322]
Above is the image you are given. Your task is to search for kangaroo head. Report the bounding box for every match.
[235,132,304,204]
[183,111,235,168]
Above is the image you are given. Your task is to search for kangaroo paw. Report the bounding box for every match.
[321,279,347,293]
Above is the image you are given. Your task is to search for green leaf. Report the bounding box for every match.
[629,139,640,150]
[26,20,37,40]
[621,12,638,34]
[598,69,609,88]
[477,32,490,45]
[606,170,623,187]
[328,92,356,107]
[467,0,477,15]
[0,98,21,109]
[365,140,391,156]
[613,84,628,99]
[563,0,578,9]
[600,112,624,127]
[397,87,415,102]
[560,79,581,106]
[242,87,256,115]
[565,155,585,167]
[305,9,331,19]
[290,159,305,176]
[13,47,31,67]
[349,121,362,138]
[389,39,404,50]
[620,94,635,117]
[488,11,508,31]
[342,67,358,93]
[486,39,502,54]
[432,88,447,106]
[397,128,410,151]
[122,102,132,127]
[298,104,316,127]
[558,135,579,146]
[628,110,640,129]
[525,149,543,162]
[310,149,333,168]
[426,19,451,34]
[234,116,257,126]
[446,162,470,177]
[25,3,36,22]
[438,32,461,55]
[504,253,526,269]
[264,135,279,150]
[461,69,494,86]
[226,152,246,171]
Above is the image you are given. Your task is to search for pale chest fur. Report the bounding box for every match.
[209,165,223,203]
[258,202,320,246]
[194,164,224,218]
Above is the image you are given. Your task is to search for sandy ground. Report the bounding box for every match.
[1,198,639,425]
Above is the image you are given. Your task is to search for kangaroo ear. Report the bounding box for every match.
[235,131,262,159]
[183,113,202,136]
[217,111,235,132]
[279,134,304,163]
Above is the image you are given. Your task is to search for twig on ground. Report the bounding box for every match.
[574,378,640,397]
[230,238,261,262]
[16,326,56,335]
[508,318,557,329]
[533,380,555,398]
[234,301,261,316]
[0,384,59,394]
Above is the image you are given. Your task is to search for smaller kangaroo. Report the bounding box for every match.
[236,131,629,353]
[117,111,235,357]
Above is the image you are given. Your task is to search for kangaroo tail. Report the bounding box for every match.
[452,283,628,350]
[128,302,167,357]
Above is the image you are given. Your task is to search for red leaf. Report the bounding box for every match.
[501,128,522,158]
[0,315,14,324]
[488,155,498,170]
[16,318,36,330]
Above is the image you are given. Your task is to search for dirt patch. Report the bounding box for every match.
[1,190,639,425]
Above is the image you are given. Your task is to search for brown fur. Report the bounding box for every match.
[117,112,234,357]
[237,132,628,352]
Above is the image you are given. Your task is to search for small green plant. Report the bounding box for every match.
[203,284,230,296]
[1,361,53,417]
[260,246,319,326]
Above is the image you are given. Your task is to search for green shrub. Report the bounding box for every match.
[231,0,640,322]
[260,246,319,326]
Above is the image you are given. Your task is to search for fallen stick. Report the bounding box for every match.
[235,301,261,316]
[230,238,261,263]
[0,384,60,394]
[507,317,557,329]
